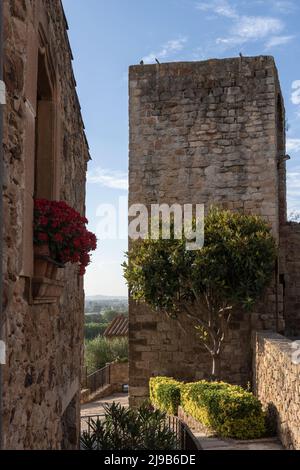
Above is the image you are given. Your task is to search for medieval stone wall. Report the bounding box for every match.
[2,0,89,449]
[280,223,300,337]
[253,331,300,449]
[129,57,285,406]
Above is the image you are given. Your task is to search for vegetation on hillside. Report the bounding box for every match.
[84,308,128,341]
[84,322,109,341]
[85,336,128,374]
[85,297,128,315]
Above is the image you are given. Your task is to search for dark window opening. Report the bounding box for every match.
[34,50,55,200]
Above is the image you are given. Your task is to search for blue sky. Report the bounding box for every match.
[62,0,300,297]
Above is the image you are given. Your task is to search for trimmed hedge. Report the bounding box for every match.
[181,381,266,439]
[150,377,266,440]
[149,377,181,416]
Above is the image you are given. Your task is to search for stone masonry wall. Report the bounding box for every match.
[129,57,285,406]
[2,0,89,449]
[280,223,300,337]
[253,331,300,449]
[109,362,129,393]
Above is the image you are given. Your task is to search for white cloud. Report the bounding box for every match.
[243,0,297,14]
[291,80,300,105]
[142,37,187,64]
[271,0,297,14]
[196,0,238,19]
[196,0,293,50]
[237,16,283,39]
[216,15,284,48]
[87,168,128,190]
[290,81,300,118]
[287,138,300,153]
[287,167,300,212]
[265,35,295,48]
[215,36,238,46]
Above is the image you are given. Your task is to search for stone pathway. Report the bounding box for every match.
[81,392,129,417]
[179,407,284,450]
[193,431,283,450]
[81,392,129,433]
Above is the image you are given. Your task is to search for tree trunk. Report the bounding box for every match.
[211,353,221,380]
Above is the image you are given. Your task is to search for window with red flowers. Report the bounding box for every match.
[34,199,97,276]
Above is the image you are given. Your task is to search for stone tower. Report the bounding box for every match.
[128,56,300,406]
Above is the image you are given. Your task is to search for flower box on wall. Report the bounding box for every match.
[31,277,65,305]
[31,244,65,304]
[30,199,97,304]
[34,244,65,280]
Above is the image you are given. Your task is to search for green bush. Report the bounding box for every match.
[181,380,266,439]
[149,377,181,416]
[81,402,179,450]
[150,377,266,440]
[84,322,108,340]
[85,337,128,374]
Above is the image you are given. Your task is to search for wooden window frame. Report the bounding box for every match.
[21,24,61,278]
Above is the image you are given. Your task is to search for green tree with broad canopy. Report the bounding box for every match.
[123,208,277,378]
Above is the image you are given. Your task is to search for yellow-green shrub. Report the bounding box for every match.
[181,381,266,439]
[149,377,181,416]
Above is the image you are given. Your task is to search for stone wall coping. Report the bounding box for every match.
[255,330,298,356]
[129,55,276,74]
[254,330,300,449]
[256,330,296,343]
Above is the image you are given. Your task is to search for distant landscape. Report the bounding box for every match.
[84,295,129,373]
[85,295,128,315]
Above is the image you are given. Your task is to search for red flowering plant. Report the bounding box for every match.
[34,199,97,275]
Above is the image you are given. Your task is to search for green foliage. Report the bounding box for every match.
[150,376,266,440]
[85,314,108,324]
[181,380,266,439]
[149,377,181,415]
[85,310,128,325]
[102,308,128,323]
[85,337,128,374]
[80,402,178,450]
[123,208,277,313]
[123,208,277,376]
[84,322,108,340]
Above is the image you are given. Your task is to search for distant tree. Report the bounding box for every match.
[123,208,277,378]
[85,313,107,324]
[84,323,108,340]
[102,309,127,324]
[85,337,128,374]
